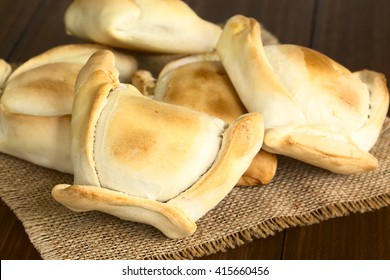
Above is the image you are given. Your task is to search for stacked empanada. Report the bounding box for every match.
[64,0,222,54]
[0,44,137,173]
[133,53,278,186]
[216,15,389,174]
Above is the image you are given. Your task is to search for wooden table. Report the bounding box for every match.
[1,0,389,260]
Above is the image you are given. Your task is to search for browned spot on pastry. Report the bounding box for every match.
[302,47,336,74]
[18,63,79,94]
[165,61,246,123]
[111,130,157,164]
[301,47,363,109]
[27,78,72,94]
[106,94,205,169]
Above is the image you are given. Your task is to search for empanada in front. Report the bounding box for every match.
[52,50,264,238]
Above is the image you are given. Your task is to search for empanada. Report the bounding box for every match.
[151,53,277,186]
[64,0,222,54]
[0,59,11,86]
[0,44,137,173]
[216,15,389,174]
[52,50,264,238]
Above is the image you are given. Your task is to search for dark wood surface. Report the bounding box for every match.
[0,0,389,260]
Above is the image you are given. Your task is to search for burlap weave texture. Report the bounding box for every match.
[1,118,389,260]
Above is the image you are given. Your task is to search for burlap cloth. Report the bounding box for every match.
[1,28,390,260]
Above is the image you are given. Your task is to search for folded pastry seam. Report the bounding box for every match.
[216,15,389,174]
[52,50,264,238]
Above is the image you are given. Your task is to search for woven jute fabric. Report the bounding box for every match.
[1,29,390,259]
[1,118,389,260]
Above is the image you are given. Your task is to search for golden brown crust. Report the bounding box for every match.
[0,44,137,173]
[52,184,197,239]
[155,55,277,186]
[65,0,222,53]
[237,150,278,186]
[217,15,389,174]
[8,44,137,83]
[75,51,225,201]
[53,49,264,238]
[216,15,304,129]
[13,46,135,175]
[131,70,156,97]
[71,50,120,186]
[264,45,370,125]
[264,126,378,174]
[95,87,225,201]
[162,60,247,123]
[0,109,73,173]
[169,113,264,220]
[351,70,390,151]
[0,59,12,87]
[3,62,80,116]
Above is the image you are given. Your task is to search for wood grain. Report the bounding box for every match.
[200,232,285,260]
[0,200,41,259]
[282,207,390,259]
[0,0,41,58]
[313,0,390,91]
[184,0,316,46]
[5,0,85,62]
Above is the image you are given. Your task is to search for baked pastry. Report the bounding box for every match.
[151,53,277,185]
[216,15,389,174]
[0,59,12,86]
[131,69,156,97]
[129,21,280,78]
[0,44,137,173]
[52,50,264,238]
[64,0,222,54]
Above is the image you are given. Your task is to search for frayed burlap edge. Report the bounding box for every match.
[149,193,390,260]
